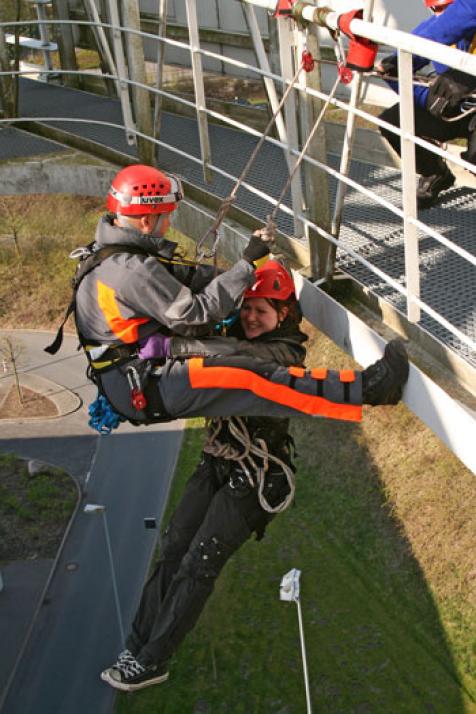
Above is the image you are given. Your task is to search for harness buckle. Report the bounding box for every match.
[126,365,148,411]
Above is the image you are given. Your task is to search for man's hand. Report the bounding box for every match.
[243,230,272,265]
[376,53,398,79]
[138,333,171,360]
[427,69,476,118]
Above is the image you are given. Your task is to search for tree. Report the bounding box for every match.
[1,336,26,404]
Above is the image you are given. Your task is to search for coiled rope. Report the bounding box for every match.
[203,416,296,514]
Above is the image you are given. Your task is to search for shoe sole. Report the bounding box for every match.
[100,668,169,692]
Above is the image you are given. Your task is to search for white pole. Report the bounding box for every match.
[277,17,305,239]
[398,48,420,323]
[296,597,312,714]
[185,0,212,183]
[330,0,376,274]
[101,510,125,647]
[106,0,136,145]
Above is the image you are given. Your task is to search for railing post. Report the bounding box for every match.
[52,0,80,88]
[243,3,288,146]
[330,0,376,278]
[185,0,212,183]
[277,16,305,239]
[398,48,421,323]
[296,25,331,281]
[122,0,155,164]
[153,0,168,157]
[34,0,54,77]
[106,0,136,146]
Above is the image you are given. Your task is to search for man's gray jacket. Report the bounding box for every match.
[75,216,255,345]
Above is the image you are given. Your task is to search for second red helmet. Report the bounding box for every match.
[423,0,453,7]
[244,260,295,301]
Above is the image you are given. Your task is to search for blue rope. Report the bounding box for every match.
[88,393,125,435]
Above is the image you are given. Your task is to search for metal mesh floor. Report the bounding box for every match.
[4,79,475,366]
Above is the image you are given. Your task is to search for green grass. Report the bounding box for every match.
[0,194,198,330]
[0,452,76,561]
[116,334,476,714]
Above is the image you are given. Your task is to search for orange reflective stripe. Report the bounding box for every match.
[288,366,305,378]
[97,280,149,344]
[188,358,362,423]
[339,370,356,383]
[311,368,328,380]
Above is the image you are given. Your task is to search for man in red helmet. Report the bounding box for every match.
[377,0,476,208]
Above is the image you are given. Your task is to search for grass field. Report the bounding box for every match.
[116,332,476,714]
[0,195,474,713]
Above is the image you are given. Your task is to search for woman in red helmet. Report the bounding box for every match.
[377,0,476,208]
[101,261,309,692]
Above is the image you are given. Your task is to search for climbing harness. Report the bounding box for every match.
[203,416,296,514]
[88,392,125,434]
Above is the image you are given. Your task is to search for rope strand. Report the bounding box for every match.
[203,417,296,514]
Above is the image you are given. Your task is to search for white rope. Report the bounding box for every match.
[203,417,296,514]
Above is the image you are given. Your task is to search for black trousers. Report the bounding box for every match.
[126,452,291,667]
[380,102,476,176]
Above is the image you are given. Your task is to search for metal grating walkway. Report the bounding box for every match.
[2,79,475,366]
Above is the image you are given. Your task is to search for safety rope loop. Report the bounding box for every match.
[269,74,341,226]
[203,417,296,514]
[196,59,305,261]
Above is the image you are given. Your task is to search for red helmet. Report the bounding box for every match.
[423,0,453,7]
[107,164,183,216]
[244,260,295,301]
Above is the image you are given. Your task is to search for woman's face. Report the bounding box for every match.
[240,297,287,339]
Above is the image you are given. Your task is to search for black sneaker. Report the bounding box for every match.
[362,339,409,406]
[417,166,455,209]
[101,653,169,692]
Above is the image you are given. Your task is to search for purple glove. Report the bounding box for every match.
[138,334,171,360]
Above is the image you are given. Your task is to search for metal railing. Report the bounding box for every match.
[0,1,475,358]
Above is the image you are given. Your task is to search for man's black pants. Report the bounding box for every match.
[126,453,290,667]
[380,102,476,176]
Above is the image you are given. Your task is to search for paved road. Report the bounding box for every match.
[0,330,185,714]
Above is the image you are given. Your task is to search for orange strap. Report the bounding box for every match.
[188,358,362,423]
[339,370,356,383]
[97,280,149,344]
[311,368,328,380]
[288,366,306,378]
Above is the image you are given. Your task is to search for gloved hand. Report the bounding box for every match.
[138,333,171,360]
[376,53,398,79]
[362,339,409,405]
[427,69,476,119]
[243,231,272,265]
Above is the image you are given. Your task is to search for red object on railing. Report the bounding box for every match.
[301,50,315,73]
[274,0,296,17]
[338,63,353,85]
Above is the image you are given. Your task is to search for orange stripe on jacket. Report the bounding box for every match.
[97,280,149,344]
[188,358,362,423]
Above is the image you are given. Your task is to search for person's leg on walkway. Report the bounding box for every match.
[127,455,221,654]
[135,475,272,666]
[380,103,468,174]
